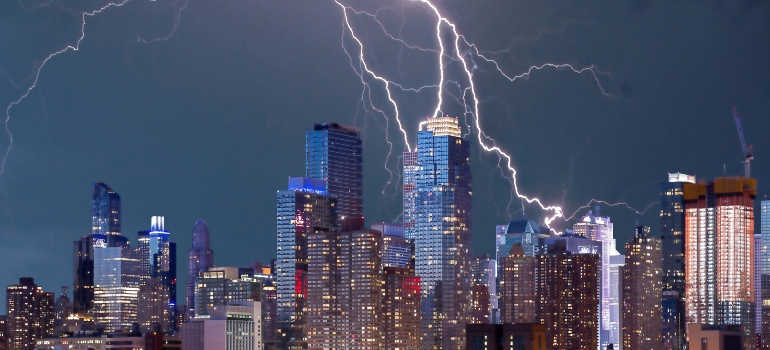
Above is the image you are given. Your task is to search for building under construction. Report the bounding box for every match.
[684,176,756,349]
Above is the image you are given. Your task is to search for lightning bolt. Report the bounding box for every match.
[335,0,646,231]
[1,0,186,175]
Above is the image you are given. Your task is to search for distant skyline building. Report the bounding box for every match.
[181,301,262,350]
[382,267,421,350]
[660,172,694,350]
[536,239,600,350]
[402,151,417,240]
[411,116,472,350]
[52,287,72,337]
[6,278,54,350]
[572,207,622,349]
[499,244,536,324]
[137,216,177,332]
[470,254,497,323]
[138,278,170,333]
[91,182,121,236]
[305,122,363,224]
[684,176,756,349]
[760,198,770,349]
[756,233,763,338]
[372,222,413,269]
[193,267,261,318]
[621,226,663,350]
[275,177,337,349]
[92,234,140,332]
[187,219,214,320]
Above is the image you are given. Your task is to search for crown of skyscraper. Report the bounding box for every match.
[424,115,461,138]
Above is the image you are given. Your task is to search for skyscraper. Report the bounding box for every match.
[187,219,214,320]
[759,198,770,349]
[660,172,694,350]
[382,267,421,350]
[6,278,54,350]
[181,301,262,350]
[91,182,121,236]
[684,176,756,349]
[410,116,472,350]
[371,222,413,269]
[305,122,362,223]
[74,182,122,316]
[92,234,141,332]
[470,254,497,323]
[53,287,72,336]
[621,226,662,350]
[756,233,763,339]
[137,216,177,332]
[193,267,261,318]
[536,239,600,350]
[403,151,418,240]
[276,177,337,349]
[573,207,623,349]
[499,244,536,324]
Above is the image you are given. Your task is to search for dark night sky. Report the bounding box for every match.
[1,0,769,310]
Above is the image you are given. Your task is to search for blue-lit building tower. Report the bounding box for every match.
[660,173,694,350]
[187,219,214,320]
[305,123,362,225]
[92,182,121,236]
[137,216,177,333]
[412,116,472,350]
[276,177,337,349]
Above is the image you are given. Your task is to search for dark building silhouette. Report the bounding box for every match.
[187,219,214,320]
[6,278,54,350]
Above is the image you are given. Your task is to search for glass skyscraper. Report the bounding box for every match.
[660,172,693,350]
[275,177,337,349]
[305,123,362,224]
[410,116,472,350]
[136,216,177,333]
[92,182,121,236]
[761,199,770,349]
[93,234,141,332]
[187,219,214,320]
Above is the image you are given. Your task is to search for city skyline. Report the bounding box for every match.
[0,0,769,315]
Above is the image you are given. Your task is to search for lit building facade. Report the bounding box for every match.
[660,172,694,350]
[305,122,362,224]
[499,244,536,324]
[138,278,170,333]
[411,116,472,350]
[276,177,337,349]
[572,207,622,349]
[53,286,73,336]
[403,151,418,240]
[536,239,600,350]
[684,177,756,349]
[756,233,763,338]
[621,226,662,350]
[306,218,383,350]
[760,199,770,349]
[181,301,262,350]
[137,216,177,333]
[470,254,497,324]
[93,235,141,332]
[466,323,547,350]
[5,278,54,350]
[383,267,421,350]
[187,219,214,320]
[194,267,261,318]
[372,223,413,269]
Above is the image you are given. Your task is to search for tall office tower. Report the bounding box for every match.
[756,233,763,339]
[536,239,600,350]
[402,151,418,240]
[573,207,622,349]
[138,278,170,332]
[684,176,756,349]
[72,235,94,316]
[276,177,337,349]
[305,123,362,223]
[306,218,383,350]
[411,116,472,350]
[497,220,547,260]
[372,222,413,269]
[499,244,536,324]
[6,278,54,350]
[53,287,72,336]
[181,301,262,350]
[92,182,121,236]
[761,199,770,350]
[92,234,141,332]
[383,267,421,350]
[193,267,261,317]
[660,172,694,350]
[470,254,497,323]
[621,226,662,350]
[137,216,177,332]
[187,219,214,320]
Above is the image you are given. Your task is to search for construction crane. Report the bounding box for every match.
[732,106,753,178]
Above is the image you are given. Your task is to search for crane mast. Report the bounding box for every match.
[732,106,753,178]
